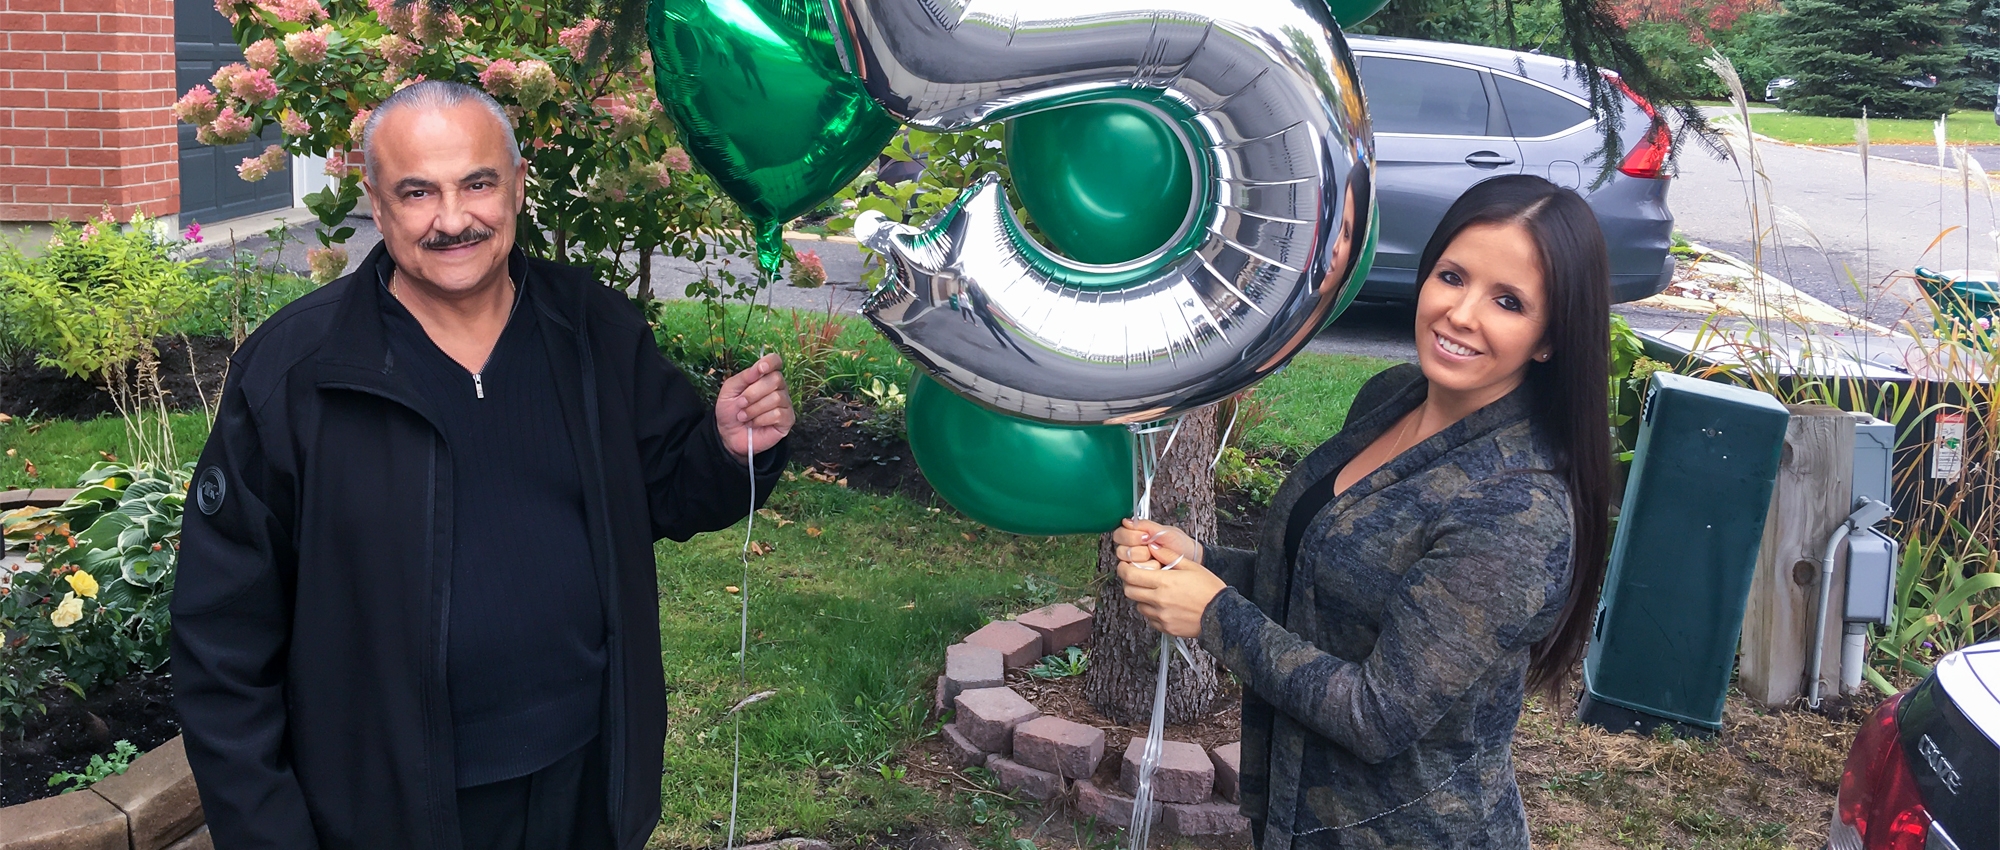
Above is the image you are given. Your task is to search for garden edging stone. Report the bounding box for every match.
[0,735,203,850]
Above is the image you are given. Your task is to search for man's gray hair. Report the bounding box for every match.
[361,80,519,184]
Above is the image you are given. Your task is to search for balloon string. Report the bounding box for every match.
[1126,417,1191,850]
[726,352,763,850]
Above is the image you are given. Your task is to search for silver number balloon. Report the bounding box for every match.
[830,0,1373,425]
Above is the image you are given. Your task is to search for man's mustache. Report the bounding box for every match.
[421,225,495,250]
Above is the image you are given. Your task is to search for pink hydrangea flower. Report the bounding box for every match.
[232,67,279,104]
[324,151,350,178]
[375,33,420,68]
[210,62,247,96]
[283,28,329,65]
[172,85,221,125]
[347,108,372,143]
[606,100,648,141]
[306,246,349,284]
[557,18,603,57]
[257,0,325,24]
[199,106,256,145]
[236,156,272,182]
[79,221,100,243]
[477,57,518,96]
[182,221,202,243]
[279,110,310,137]
[214,0,243,23]
[636,161,672,191]
[512,60,557,111]
[244,39,279,70]
[412,8,463,41]
[663,147,692,173]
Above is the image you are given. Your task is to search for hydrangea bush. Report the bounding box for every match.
[173,0,764,303]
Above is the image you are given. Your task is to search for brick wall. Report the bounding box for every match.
[0,0,177,225]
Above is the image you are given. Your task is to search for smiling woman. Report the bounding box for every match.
[1109,174,1613,848]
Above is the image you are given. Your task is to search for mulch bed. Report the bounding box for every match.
[0,336,233,421]
[0,671,180,808]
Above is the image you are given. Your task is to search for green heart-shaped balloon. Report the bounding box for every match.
[906,374,1134,536]
[1006,100,1196,265]
[647,0,898,276]
[1327,0,1390,25]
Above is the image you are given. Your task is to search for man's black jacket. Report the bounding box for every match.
[171,243,785,850]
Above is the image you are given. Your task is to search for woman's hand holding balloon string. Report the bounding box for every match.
[1114,518,1226,640]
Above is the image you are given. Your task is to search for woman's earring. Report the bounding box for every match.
[1536,353,1552,362]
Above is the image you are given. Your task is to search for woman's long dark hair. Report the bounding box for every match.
[1412,174,1611,698]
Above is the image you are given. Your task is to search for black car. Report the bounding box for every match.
[1828,640,1998,849]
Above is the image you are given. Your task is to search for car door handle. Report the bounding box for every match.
[1464,151,1516,167]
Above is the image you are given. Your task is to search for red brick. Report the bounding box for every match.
[1013,716,1106,779]
[42,11,96,30]
[14,148,64,166]
[47,90,99,110]
[98,12,146,31]
[63,0,135,11]
[0,128,49,147]
[952,687,1039,755]
[65,31,147,52]
[18,184,68,203]
[964,621,1043,668]
[984,755,1064,802]
[99,52,144,71]
[0,50,51,71]
[67,70,151,91]
[1075,780,1162,830]
[0,89,45,108]
[50,168,103,187]
[68,186,118,205]
[49,128,101,147]
[1016,603,1093,653]
[14,110,64,129]
[11,69,63,88]
[939,722,985,767]
[0,10,44,29]
[0,166,49,185]
[77,113,147,131]
[7,29,61,51]
[8,0,64,10]
[66,148,140,168]
[46,52,100,71]
[100,89,161,109]
[0,203,54,220]
[1161,801,1250,837]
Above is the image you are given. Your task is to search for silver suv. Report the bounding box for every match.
[1350,36,1676,304]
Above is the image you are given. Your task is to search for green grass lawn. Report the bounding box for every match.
[0,412,212,491]
[1239,353,1393,458]
[1744,108,2000,146]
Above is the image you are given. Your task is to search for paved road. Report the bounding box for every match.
[1667,133,1997,329]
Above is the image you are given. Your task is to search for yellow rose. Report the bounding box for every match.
[65,570,98,599]
[50,592,84,628]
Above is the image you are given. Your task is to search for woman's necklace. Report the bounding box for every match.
[1388,404,1424,458]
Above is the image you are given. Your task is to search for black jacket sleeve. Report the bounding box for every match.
[630,331,788,541]
[170,367,319,850]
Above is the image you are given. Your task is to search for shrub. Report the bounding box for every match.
[0,463,188,729]
[181,0,763,308]
[1776,0,1969,119]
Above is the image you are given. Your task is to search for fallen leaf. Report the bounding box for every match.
[0,412,11,424]
[961,532,975,542]
[23,460,36,479]
[4,448,12,457]
[747,541,773,556]
[725,585,741,593]
[781,470,798,482]
[836,478,848,488]
[839,443,855,450]
[806,526,823,538]
[26,422,47,434]
[900,602,915,610]
[98,451,117,462]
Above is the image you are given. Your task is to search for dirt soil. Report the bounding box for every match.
[0,336,233,421]
[786,396,939,507]
[0,672,181,807]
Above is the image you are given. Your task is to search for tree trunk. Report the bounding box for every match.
[1083,408,1223,725]
[635,246,654,307]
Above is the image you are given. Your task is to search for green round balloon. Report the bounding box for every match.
[1326,0,1390,26]
[647,0,899,276]
[906,374,1134,536]
[1005,101,1195,265]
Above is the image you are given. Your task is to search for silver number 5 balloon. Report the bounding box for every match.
[829,0,1373,425]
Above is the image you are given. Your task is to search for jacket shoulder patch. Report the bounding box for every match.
[196,466,227,516]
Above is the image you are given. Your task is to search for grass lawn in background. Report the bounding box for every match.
[1745,108,2000,146]
[648,479,1099,847]
[0,413,212,490]
[1239,353,1393,457]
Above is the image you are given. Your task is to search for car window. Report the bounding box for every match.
[1359,56,1491,137]
[1493,76,1590,138]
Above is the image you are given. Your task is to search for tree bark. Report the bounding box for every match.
[1083,408,1223,725]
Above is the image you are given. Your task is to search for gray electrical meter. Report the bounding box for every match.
[1851,413,1895,509]
[1843,528,1899,624]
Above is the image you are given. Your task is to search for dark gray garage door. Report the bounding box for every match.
[174,1,292,226]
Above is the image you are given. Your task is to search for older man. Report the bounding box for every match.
[172,80,793,850]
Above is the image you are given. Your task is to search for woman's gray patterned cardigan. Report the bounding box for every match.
[1199,363,1575,849]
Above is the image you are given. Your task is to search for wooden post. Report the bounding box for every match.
[1739,404,1854,707]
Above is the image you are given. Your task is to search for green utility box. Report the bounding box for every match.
[1579,372,1791,735]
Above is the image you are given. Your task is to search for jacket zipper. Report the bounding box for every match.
[473,373,485,399]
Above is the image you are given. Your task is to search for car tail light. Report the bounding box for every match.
[1599,69,1670,179]
[1829,693,1931,850]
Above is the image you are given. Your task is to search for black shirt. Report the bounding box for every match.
[379,270,606,788]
